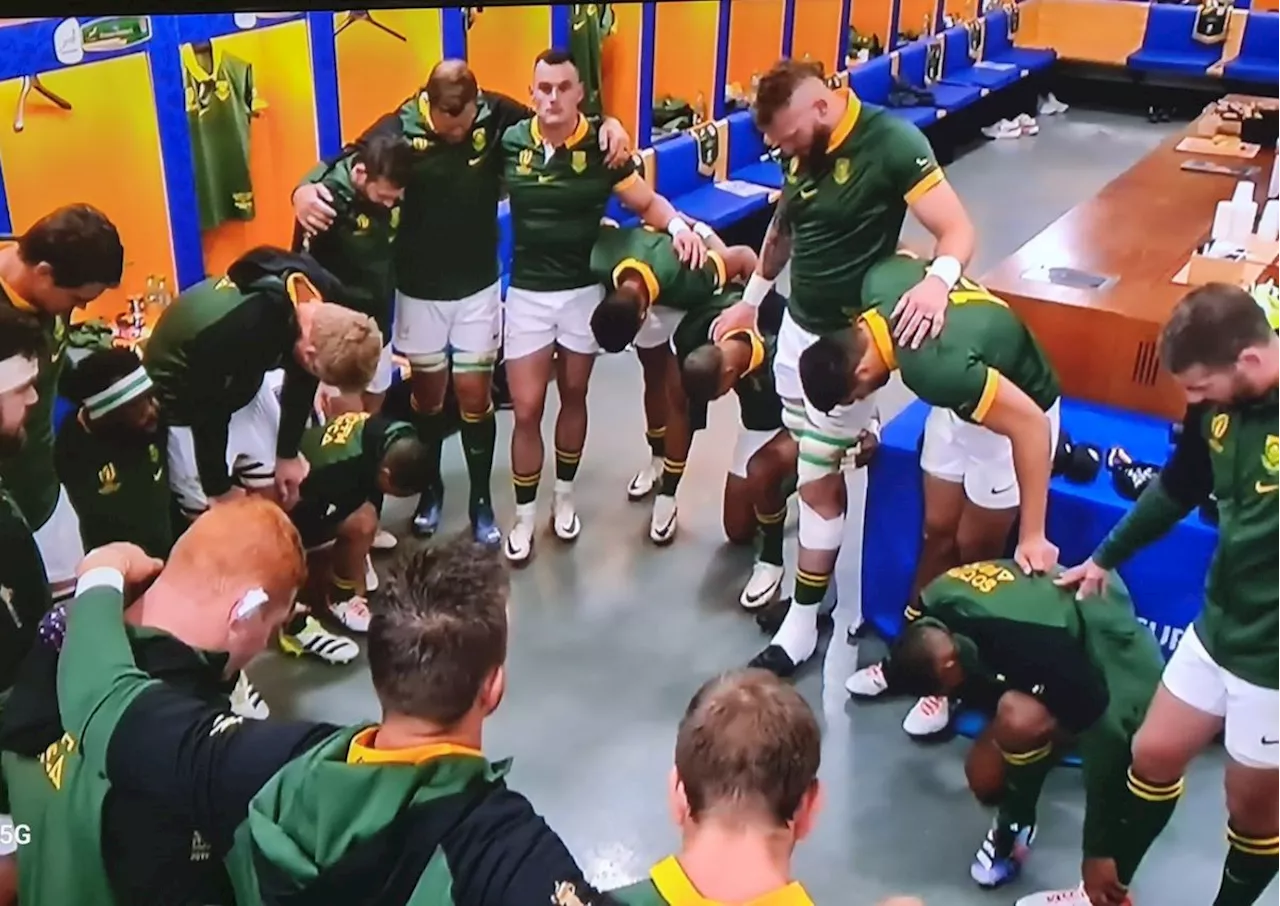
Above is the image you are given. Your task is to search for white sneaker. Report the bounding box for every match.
[627,456,663,500]
[505,505,536,563]
[1014,886,1093,906]
[845,661,890,697]
[649,494,678,544]
[278,615,360,664]
[1039,92,1069,115]
[364,555,379,593]
[371,529,397,551]
[1016,113,1040,135]
[552,484,581,541]
[982,118,1022,140]
[902,695,951,736]
[740,561,784,609]
[329,595,372,633]
[230,671,270,720]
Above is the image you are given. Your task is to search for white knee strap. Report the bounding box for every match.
[407,351,448,373]
[797,497,844,551]
[452,349,497,373]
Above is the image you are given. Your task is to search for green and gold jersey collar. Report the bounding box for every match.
[826,88,862,153]
[179,42,224,82]
[649,856,814,906]
[531,114,591,150]
[859,309,898,371]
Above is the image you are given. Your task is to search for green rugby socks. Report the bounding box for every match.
[1213,827,1278,905]
[460,405,496,511]
[1114,768,1184,885]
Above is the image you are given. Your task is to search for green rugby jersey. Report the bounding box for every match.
[504,115,640,291]
[182,44,262,232]
[296,155,398,336]
[55,414,174,560]
[1095,390,1279,689]
[334,90,532,301]
[569,3,615,118]
[0,274,69,528]
[0,480,51,705]
[673,290,783,433]
[782,92,942,334]
[590,224,727,310]
[860,255,1059,422]
[614,856,815,904]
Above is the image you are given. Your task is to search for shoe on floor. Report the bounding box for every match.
[1039,92,1069,115]
[364,555,379,593]
[627,456,663,500]
[902,695,951,736]
[230,671,270,720]
[552,488,581,542]
[650,494,678,545]
[371,529,397,551]
[278,615,360,664]
[748,644,803,678]
[1015,885,1122,906]
[505,508,536,563]
[740,561,784,610]
[971,822,1036,888]
[845,661,890,697]
[411,484,443,538]
[1016,113,1039,136]
[471,503,502,548]
[329,595,372,633]
[982,118,1022,140]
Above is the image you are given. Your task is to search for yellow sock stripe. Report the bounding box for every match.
[1126,769,1184,802]
[662,458,686,474]
[999,742,1053,766]
[554,449,581,464]
[646,427,666,438]
[512,473,541,488]
[331,576,358,591]
[794,569,831,588]
[1227,829,1280,855]
[409,397,445,416]
[754,507,787,524]
[459,405,495,423]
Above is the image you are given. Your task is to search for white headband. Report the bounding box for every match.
[0,355,39,395]
[84,366,153,420]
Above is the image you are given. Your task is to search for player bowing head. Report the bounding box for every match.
[350,133,413,209]
[590,279,650,354]
[796,329,878,411]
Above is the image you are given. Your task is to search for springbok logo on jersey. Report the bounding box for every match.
[834,158,852,185]
[1263,434,1279,473]
[1211,413,1230,441]
[98,463,120,495]
[411,137,431,152]
[472,127,486,152]
[571,149,587,173]
[517,148,534,174]
[355,213,371,232]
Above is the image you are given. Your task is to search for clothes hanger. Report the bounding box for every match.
[13,74,72,133]
[334,10,407,41]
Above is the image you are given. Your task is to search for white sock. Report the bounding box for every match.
[514,502,537,522]
[554,479,574,497]
[771,602,819,664]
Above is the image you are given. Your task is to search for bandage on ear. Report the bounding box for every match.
[233,588,269,620]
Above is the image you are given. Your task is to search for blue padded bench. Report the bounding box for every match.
[983,9,1057,74]
[849,53,941,130]
[1128,4,1225,76]
[1223,12,1279,84]
[938,24,1023,91]
[651,130,770,231]
[725,110,784,190]
[898,42,984,114]
[497,198,512,280]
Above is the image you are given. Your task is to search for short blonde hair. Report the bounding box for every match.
[170,497,306,602]
[309,303,383,392]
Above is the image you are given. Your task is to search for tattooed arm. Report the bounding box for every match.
[710,196,792,340]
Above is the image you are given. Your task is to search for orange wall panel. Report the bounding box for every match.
[1018,0,1149,63]
[899,0,938,38]
[944,0,980,22]
[600,2,642,143]
[727,0,785,90]
[654,0,719,119]
[0,55,174,323]
[791,0,845,74]
[465,5,551,105]
[852,0,898,46]
[334,9,444,145]
[197,22,319,279]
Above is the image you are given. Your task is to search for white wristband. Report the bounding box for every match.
[667,218,691,238]
[76,566,125,597]
[692,221,715,241]
[742,272,775,308]
[926,255,962,290]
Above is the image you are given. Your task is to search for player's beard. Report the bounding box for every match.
[0,428,25,458]
[803,123,833,176]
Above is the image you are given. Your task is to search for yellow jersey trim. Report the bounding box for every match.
[285,272,321,307]
[706,251,727,290]
[417,92,436,132]
[649,855,814,906]
[971,367,1001,423]
[345,728,484,766]
[904,168,946,205]
[531,114,590,149]
[860,310,898,371]
[614,257,660,302]
[723,328,766,377]
[613,171,642,193]
[826,89,862,152]
[180,42,224,83]
[0,274,36,313]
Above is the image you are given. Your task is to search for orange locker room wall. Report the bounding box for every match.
[727,0,785,91]
[945,0,980,22]
[899,0,938,38]
[0,54,174,323]
[791,0,847,74]
[852,0,898,46]
[600,2,642,142]
[334,9,444,145]
[196,21,319,279]
[653,0,719,119]
[465,6,551,105]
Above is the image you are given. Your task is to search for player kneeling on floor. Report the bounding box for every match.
[658,287,797,609]
[279,411,430,664]
[884,560,1161,899]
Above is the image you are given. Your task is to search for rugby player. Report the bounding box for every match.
[1057,284,1278,906]
[886,560,1162,897]
[714,60,977,676]
[500,49,705,563]
[588,221,758,501]
[0,204,124,603]
[292,59,632,547]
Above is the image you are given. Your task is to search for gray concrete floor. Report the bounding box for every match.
[250,107,1275,905]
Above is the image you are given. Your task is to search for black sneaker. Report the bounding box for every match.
[412,481,444,538]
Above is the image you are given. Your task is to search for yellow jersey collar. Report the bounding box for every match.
[180,42,223,82]
[650,856,814,906]
[417,93,437,132]
[722,328,766,377]
[285,272,321,307]
[0,273,36,314]
[345,727,485,766]
[826,88,862,152]
[613,257,660,303]
[859,310,898,371]
[531,114,589,150]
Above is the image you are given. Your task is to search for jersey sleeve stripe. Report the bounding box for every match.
[706,251,727,289]
[904,168,945,205]
[613,171,642,193]
[612,257,661,302]
[971,367,1001,423]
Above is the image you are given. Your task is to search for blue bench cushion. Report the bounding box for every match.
[603,196,640,228]
[898,42,983,111]
[1127,4,1224,75]
[849,54,894,105]
[725,110,767,173]
[940,25,977,79]
[943,59,1024,89]
[1223,11,1279,83]
[729,159,784,190]
[1223,59,1278,83]
[668,182,771,231]
[887,105,942,129]
[984,9,1057,73]
[928,80,985,111]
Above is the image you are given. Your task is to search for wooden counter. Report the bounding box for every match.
[981,98,1278,421]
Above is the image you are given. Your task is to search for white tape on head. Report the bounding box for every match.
[233,588,269,620]
[0,355,39,396]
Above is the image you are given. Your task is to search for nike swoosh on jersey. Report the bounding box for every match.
[572,19,586,30]
[799,188,818,199]
[153,468,164,482]
[915,157,930,167]
[468,156,483,167]
[1257,481,1279,494]
[538,174,555,183]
